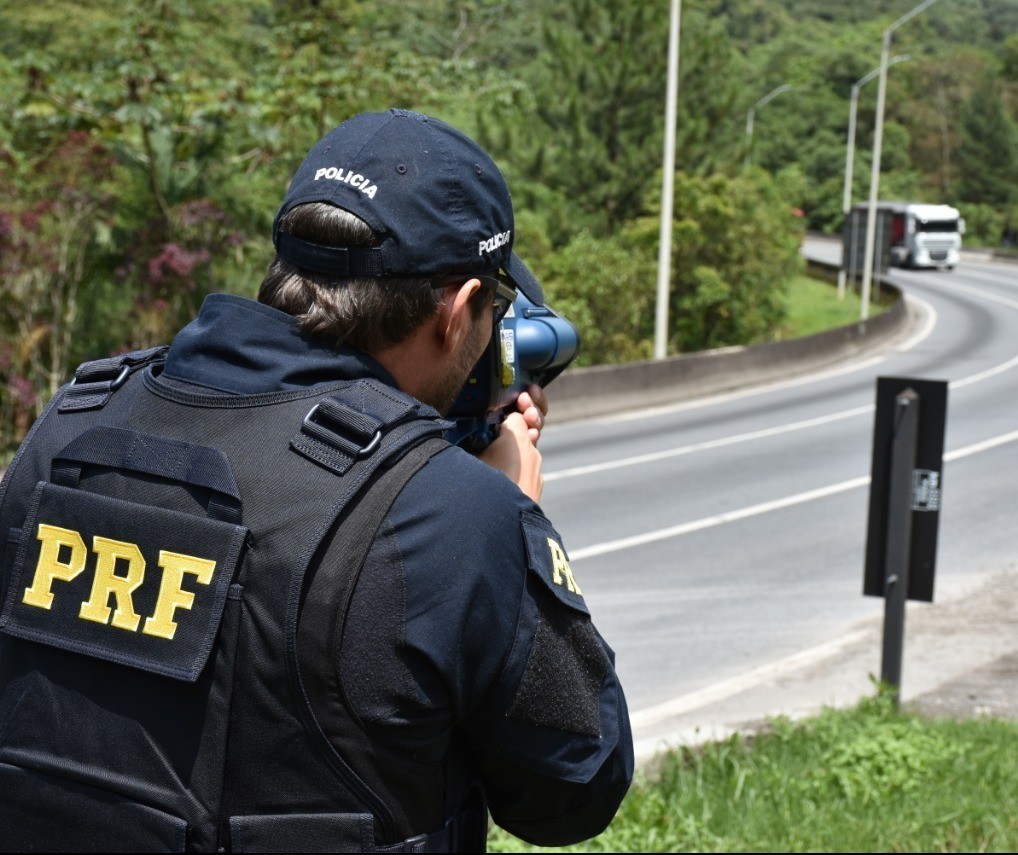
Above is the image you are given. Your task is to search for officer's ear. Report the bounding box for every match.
[436,278,483,354]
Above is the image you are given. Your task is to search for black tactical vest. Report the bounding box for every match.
[0,349,481,852]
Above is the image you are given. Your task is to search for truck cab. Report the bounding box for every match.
[885,202,964,270]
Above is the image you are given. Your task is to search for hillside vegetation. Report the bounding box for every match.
[2,0,1015,455]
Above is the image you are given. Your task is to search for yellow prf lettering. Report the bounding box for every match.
[547,537,582,595]
[23,524,88,609]
[142,551,216,640]
[78,537,146,631]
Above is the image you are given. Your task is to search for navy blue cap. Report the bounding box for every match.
[272,108,544,306]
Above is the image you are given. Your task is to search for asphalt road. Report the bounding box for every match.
[538,238,1018,760]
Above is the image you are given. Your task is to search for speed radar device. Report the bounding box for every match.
[447,292,579,450]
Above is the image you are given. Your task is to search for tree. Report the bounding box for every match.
[477,0,746,243]
[0,132,118,451]
[672,1,745,178]
[954,73,1018,208]
[1002,34,1018,82]
[480,0,670,239]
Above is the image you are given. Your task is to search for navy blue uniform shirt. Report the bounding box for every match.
[163,294,634,845]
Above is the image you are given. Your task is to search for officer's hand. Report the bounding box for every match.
[516,384,548,445]
[479,411,544,503]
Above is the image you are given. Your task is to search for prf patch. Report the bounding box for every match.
[520,511,588,615]
[0,482,247,682]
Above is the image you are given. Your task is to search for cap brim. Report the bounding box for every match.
[504,253,545,306]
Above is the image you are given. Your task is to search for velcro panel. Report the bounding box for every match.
[507,604,608,738]
[0,482,247,682]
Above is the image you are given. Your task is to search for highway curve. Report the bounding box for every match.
[537,242,1018,748]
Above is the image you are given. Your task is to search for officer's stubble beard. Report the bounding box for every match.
[429,311,492,416]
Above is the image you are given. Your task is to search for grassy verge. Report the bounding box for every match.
[774,275,886,341]
[488,691,1018,852]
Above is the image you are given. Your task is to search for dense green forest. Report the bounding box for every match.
[2,0,1016,454]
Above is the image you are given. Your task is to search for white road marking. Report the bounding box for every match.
[939,279,1018,312]
[903,279,1018,390]
[951,352,1018,390]
[629,565,1009,753]
[569,476,872,561]
[943,428,1018,462]
[630,629,871,730]
[545,406,874,483]
[571,429,1018,562]
[895,293,937,351]
[546,285,1016,483]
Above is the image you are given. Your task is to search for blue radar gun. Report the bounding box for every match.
[446,292,580,450]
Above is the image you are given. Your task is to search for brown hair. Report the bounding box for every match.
[258,203,443,353]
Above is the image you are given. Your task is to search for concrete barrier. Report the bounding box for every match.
[548,271,909,424]
[961,248,1018,265]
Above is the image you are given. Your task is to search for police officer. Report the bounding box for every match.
[0,109,633,852]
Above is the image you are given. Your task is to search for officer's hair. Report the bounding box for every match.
[258,203,443,353]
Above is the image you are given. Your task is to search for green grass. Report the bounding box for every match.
[774,275,886,341]
[488,690,1018,853]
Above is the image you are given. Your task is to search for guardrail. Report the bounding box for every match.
[549,258,909,423]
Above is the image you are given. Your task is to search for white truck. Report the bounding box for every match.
[854,201,965,270]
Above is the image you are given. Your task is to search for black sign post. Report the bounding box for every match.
[864,377,948,702]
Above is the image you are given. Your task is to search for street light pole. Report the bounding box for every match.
[859,0,941,321]
[744,84,795,169]
[654,0,681,360]
[838,55,910,300]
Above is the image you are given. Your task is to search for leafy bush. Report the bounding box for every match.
[538,229,656,367]
[534,171,805,364]
[668,171,804,353]
[958,202,1008,247]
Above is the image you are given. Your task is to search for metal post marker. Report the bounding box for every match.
[880,389,920,700]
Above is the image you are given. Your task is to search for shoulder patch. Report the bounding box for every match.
[520,510,588,616]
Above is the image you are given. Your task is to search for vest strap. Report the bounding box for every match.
[58,346,169,413]
[291,378,451,476]
[374,795,487,853]
[291,436,450,842]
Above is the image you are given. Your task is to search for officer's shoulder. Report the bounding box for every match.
[388,443,545,576]
[418,450,588,616]
[415,443,539,520]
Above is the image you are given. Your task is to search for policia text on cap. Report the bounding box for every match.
[0,109,634,853]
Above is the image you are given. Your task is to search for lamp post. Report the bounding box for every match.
[838,55,910,300]
[859,0,941,321]
[654,0,682,360]
[744,84,795,169]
